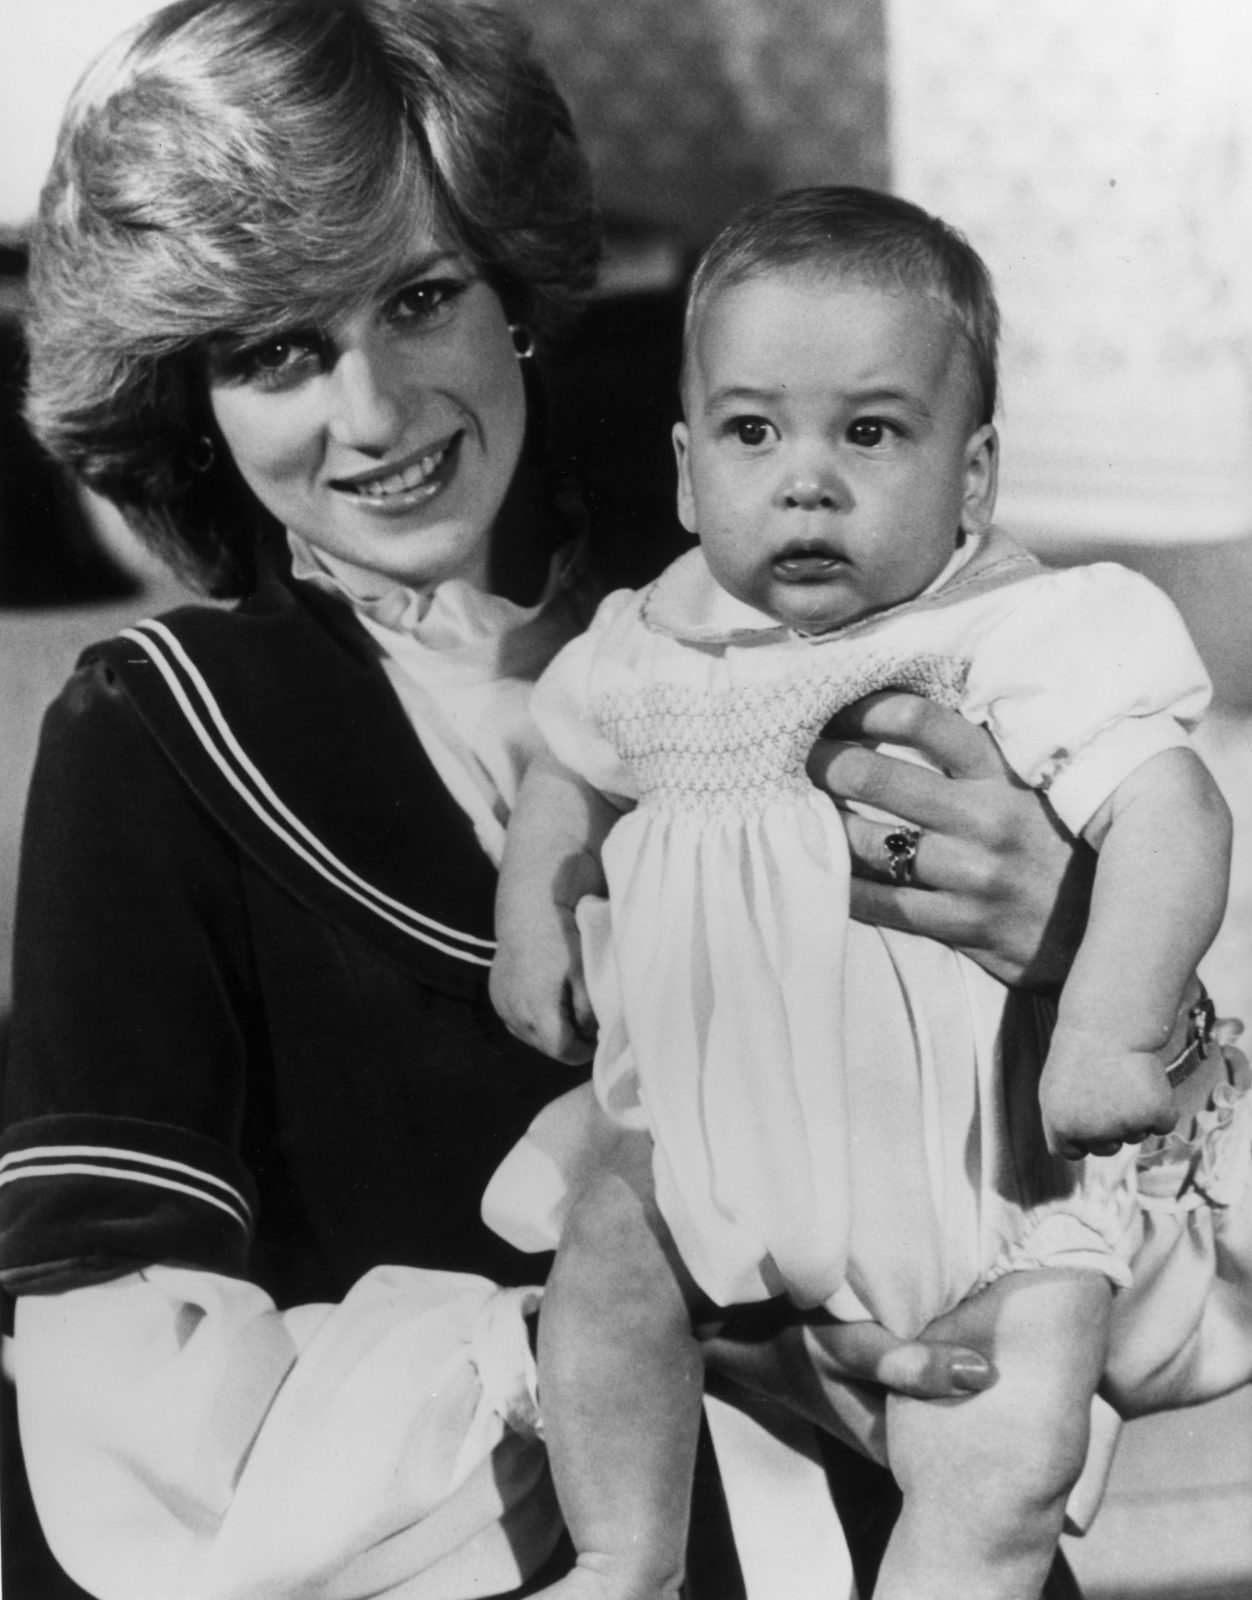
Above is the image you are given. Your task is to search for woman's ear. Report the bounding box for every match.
[960,423,998,537]
[673,421,698,535]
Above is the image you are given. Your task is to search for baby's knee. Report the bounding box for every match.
[561,1165,653,1266]
[554,1153,694,1319]
[992,1388,1093,1525]
[995,1378,1093,1514]
[892,1368,1094,1546]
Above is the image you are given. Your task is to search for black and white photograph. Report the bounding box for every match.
[1,3,1249,1597]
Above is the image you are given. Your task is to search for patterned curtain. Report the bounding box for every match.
[886,0,1252,548]
[527,0,889,251]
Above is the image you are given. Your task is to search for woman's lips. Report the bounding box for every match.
[330,432,462,512]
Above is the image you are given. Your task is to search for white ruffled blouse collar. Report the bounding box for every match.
[287,529,591,674]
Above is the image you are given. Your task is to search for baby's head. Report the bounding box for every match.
[674,186,1000,634]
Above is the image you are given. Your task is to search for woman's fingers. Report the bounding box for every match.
[809,690,1090,988]
[847,878,981,945]
[804,1319,996,1399]
[840,806,967,889]
[809,740,970,833]
[823,692,1010,780]
[873,1341,997,1399]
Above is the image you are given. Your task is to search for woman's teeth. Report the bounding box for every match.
[346,441,450,499]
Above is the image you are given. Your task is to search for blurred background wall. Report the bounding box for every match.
[1,5,1250,1597]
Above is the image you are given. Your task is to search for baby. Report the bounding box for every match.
[490,187,1232,1600]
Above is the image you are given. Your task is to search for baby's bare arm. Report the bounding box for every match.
[1041,746,1232,1158]
[490,751,619,1064]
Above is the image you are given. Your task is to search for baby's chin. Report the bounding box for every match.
[756,580,875,637]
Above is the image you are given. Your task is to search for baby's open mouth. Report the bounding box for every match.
[332,433,461,501]
[772,545,844,580]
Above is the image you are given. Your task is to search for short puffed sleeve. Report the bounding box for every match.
[961,563,1211,836]
[530,589,641,802]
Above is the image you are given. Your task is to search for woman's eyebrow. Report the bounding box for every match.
[377,250,470,292]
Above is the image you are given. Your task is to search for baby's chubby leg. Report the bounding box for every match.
[535,1125,709,1600]
[876,1268,1112,1600]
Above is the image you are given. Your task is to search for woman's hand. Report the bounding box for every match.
[703,1307,996,1464]
[807,692,1094,989]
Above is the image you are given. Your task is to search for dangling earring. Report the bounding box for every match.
[188,434,216,473]
[508,323,535,360]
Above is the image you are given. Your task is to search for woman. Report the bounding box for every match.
[2,3,1242,1597]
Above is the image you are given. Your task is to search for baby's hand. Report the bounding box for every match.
[489,907,597,1066]
[1040,1030,1176,1160]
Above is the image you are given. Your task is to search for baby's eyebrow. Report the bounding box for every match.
[702,384,784,414]
[842,385,932,415]
[703,382,934,420]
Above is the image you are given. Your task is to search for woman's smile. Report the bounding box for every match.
[329,430,463,513]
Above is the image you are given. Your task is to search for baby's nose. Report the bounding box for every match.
[781,474,843,511]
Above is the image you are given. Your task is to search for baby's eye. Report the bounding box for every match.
[727,416,774,447]
[847,417,896,447]
[390,277,469,327]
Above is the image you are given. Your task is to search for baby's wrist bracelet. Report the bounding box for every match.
[1165,990,1216,1088]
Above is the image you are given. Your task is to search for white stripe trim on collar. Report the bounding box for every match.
[121,621,494,967]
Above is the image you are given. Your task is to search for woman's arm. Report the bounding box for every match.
[807,692,1093,988]
[2,659,260,1288]
[1040,746,1232,1158]
[3,665,557,1598]
[490,750,619,1064]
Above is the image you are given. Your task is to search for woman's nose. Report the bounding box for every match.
[327,346,405,451]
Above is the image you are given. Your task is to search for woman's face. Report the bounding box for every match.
[207,225,527,591]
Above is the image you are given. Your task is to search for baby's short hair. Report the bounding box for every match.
[682,186,999,428]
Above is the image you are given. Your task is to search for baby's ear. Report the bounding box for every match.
[673,422,699,535]
[961,423,998,536]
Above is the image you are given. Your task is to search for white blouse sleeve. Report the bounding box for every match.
[529,590,640,803]
[12,1265,554,1600]
[961,563,1212,836]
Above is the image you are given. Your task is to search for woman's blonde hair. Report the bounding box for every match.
[24,0,600,596]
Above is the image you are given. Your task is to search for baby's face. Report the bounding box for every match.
[673,270,997,634]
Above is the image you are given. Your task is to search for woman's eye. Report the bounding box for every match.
[729,417,773,447]
[390,278,467,326]
[847,417,895,447]
[220,334,324,390]
[253,339,310,374]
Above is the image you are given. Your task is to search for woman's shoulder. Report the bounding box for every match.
[34,579,382,889]
[80,572,366,695]
[48,578,504,998]
[60,578,395,793]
